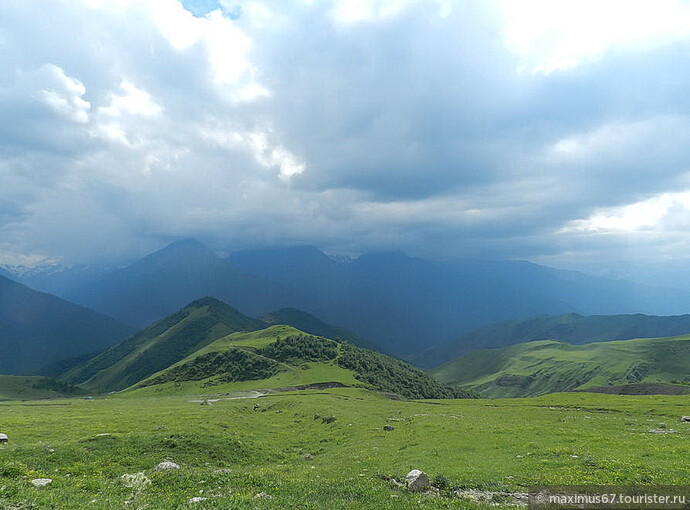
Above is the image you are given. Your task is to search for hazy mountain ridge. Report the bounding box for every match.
[59,239,300,328]
[6,240,690,359]
[0,274,134,374]
[229,246,690,355]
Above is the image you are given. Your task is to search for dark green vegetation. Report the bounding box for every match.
[416,312,690,368]
[433,335,690,398]
[261,307,377,350]
[337,343,474,399]
[133,327,468,400]
[0,389,688,509]
[0,274,134,374]
[62,298,265,392]
[141,348,280,387]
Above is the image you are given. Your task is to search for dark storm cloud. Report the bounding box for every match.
[1,0,690,266]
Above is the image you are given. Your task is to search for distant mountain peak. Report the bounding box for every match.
[159,238,212,254]
[134,238,220,267]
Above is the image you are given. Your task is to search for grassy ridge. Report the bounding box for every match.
[131,326,470,400]
[0,390,688,508]
[62,298,265,392]
[432,334,690,398]
[260,307,379,351]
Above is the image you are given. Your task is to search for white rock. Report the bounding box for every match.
[681,416,690,422]
[405,469,430,492]
[188,497,207,503]
[154,461,180,471]
[253,492,272,499]
[31,478,52,488]
[0,433,8,443]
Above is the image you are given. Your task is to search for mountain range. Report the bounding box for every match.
[5,239,690,358]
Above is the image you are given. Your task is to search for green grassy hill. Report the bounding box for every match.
[129,325,472,400]
[62,297,265,392]
[415,312,690,368]
[260,307,379,351]
[432,334,690,398]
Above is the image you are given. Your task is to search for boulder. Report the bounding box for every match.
[31,478,52,488]
[154,461,180,471]
[0,433,8,443]
[681,416,690,422]
[405,469,429,492]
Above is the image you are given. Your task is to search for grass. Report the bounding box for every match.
[432,335,690,397]
[0,388,689,508]
[0,376,82,401]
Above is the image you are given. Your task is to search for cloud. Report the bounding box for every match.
[1,0,690,268]
[500,0,690,73]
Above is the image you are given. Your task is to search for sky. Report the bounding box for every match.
[2,0,690,271]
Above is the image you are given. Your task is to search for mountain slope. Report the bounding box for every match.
[66,239,296,328]
[130,325,473,400]
[63,297,265,392]
[414,312,690,368]
[260,307,379,351]
[432,335,690,398]
[0,275,134,374]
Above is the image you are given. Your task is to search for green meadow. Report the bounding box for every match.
[433,335,690,398]
[1,388,688,509]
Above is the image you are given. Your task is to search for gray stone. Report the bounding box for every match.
[154,461,180,471]
[253,492,272,499]
[304,453,313,460]
[383,425,395,431]
[322,416,336,424]
[0,433,8,443]
[31,478,52,488]
[681,416,690,422]
[405,469,429,492]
